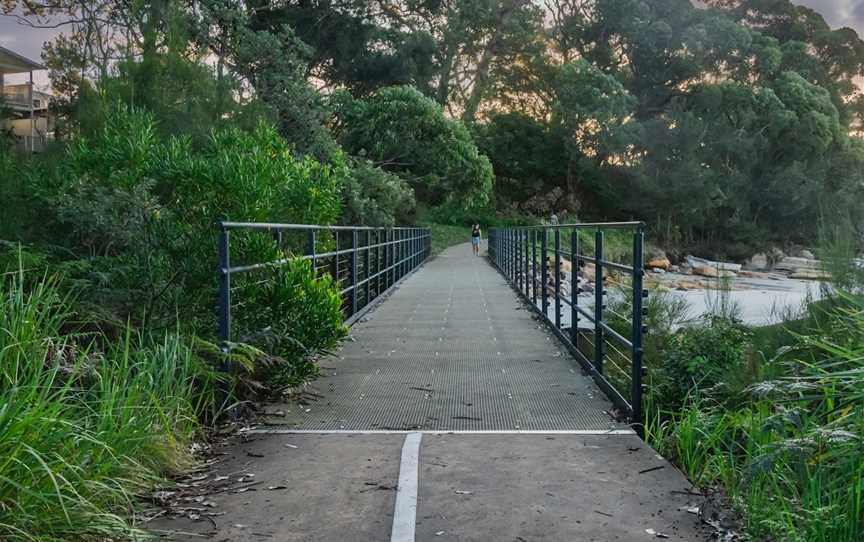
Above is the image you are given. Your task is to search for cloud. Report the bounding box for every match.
[793,0,864,32]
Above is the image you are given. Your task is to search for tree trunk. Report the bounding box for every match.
[461,0,530,124]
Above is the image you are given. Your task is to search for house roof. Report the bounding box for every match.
[0,45,44,74]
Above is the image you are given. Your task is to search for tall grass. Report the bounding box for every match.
[645,290,864,542]
[0,267,222,540]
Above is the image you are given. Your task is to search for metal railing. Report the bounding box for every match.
[217,222,431,345]
[488,222,647,434]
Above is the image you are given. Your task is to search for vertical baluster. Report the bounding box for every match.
[554,228,561,329]
[631,227,646,436]
[307,230,316,275]
[523,230,529,297]
[350,230,358,317]
[594,230,605,375]
[531,230,537,306]
[217,226,231,350]
[541,229,548,317]
[570,227,578,345]
[365,229,371,304]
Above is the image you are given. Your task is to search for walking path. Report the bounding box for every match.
[155,244,708,541]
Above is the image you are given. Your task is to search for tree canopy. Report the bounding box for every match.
[5,0,864,254]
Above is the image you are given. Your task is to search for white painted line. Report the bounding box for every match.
[245,429,636,435]
[391,432,422,542]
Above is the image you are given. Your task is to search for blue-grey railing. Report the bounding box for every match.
[217,222,431,345]
[488,222,647,434]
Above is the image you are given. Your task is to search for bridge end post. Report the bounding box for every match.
[350,230,359,318]
[217,223,231,352]
[541,229,548,315]
[554,229,561,329]
[531,230,537,305]
[570,228,578,345]
[593,230,604,375]
[524,229,530,297]
[631,226,647,438]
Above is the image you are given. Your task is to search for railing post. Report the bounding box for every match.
[384,228,395,289]
[554,228,562,329]
[307,229,316,273]
[570,227,578,345]
[631,227,646,436]
[400,229,405,278]
[217,225,231,349]
[331,231,340,285]
[531,229,537,306]
[365,229,372,302]
[350,230,358,317]
[516,229,522,289]
[377,229,383,296]
[504,229,509,276]
[523,229,529,297]
[511,230,516,280]
[504,229,509,275]
[594,230,605,375]
[541,229,548,316]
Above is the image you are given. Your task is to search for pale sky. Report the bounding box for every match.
[0,0,862,91]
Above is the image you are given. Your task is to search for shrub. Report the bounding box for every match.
[341,158,416,226]
[0,269,223,541]
[235,258,347,392]
[333,86,494,206]
[30,105,345,331]
[653,316,752,410]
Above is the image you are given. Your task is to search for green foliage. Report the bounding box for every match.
[334,86,494,206]
[235,258,348,392]
[474,112,568,210]
[653,316,753,410]
[340,159,417,226]
[646,287,864,541]
[35,105,343,328]
[0,269,224,541]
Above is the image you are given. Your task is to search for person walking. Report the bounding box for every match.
[471,224,482,255]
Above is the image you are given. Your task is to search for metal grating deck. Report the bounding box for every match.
[266,243,621,431]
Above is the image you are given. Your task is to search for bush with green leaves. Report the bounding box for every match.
[340,158,416,226]
[33,105,344,331]
[235,258,348,392]
[0,269,226,541]
[653,316,753,410]
[649,295,864,542]
[333,86,494,206]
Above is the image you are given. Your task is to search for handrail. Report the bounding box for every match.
[488,223,647,436]
[217,221,431,347]
[220,221,424,232]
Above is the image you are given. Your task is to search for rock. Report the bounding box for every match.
[800,249,815,260]
[693,265,736,279]
[651,268,666,274]
[647,257,671,270]
[775,257,822,273]
[674,280,704,290]
[737,270,773,279]
[668,264,680,273]
[745,253,769,271]
[790,269,831,280]
[768,247,785,265]
[686,255,742,273]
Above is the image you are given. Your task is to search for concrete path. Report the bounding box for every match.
[153,243,708,541]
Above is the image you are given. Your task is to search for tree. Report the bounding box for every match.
[333,85,494,205]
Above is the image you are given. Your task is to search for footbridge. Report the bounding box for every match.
[156,222,706,541]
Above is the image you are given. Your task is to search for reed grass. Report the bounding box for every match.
[0,266,222,540]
